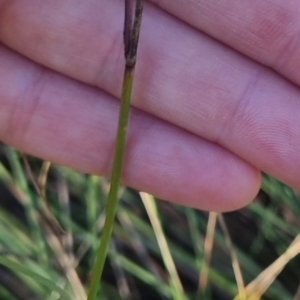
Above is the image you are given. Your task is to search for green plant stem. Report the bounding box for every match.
[88,2,144,298]
[87,66,135,300]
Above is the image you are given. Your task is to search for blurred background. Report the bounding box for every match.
[0,144,299,300]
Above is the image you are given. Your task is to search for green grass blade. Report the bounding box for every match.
[0,256,70,299]
[0,154,47,265]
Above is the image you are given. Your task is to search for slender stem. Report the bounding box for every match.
[87,1,144,299]
[87,68,134,300]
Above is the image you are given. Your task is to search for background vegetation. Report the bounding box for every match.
[0,144,299,300]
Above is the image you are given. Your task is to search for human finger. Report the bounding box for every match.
[0,45,260,211]
[150,0,300,86]
[0,1,298,190]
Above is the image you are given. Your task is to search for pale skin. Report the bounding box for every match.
[0,0,300,211]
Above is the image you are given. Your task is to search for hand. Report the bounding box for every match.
[0,1,298,211]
